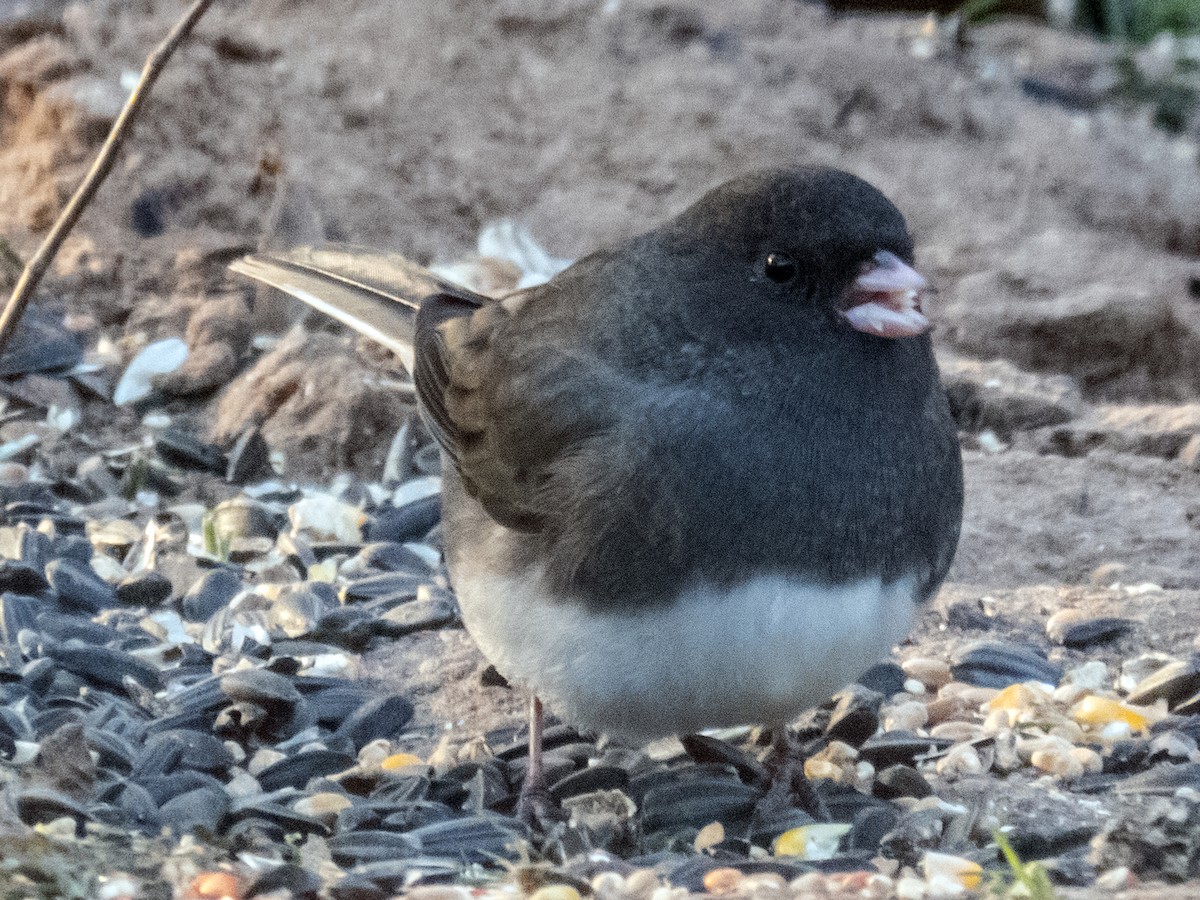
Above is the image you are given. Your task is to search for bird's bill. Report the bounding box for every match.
[841,250,930,338]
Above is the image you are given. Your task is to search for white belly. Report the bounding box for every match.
[454,567,917,742]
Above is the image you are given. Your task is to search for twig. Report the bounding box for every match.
[0,0,216,358]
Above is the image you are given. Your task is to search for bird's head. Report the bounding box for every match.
[654,167,931,346]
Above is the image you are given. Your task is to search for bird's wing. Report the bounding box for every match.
[415,281,628,533]
[230,246,620,533]
[229,245,488,374]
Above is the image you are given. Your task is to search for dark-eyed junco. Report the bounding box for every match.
[232,167,963,816]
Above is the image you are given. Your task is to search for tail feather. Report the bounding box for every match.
[229,244,489,374]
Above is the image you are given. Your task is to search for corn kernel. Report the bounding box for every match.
[1071,695,1148,731]
[773,823,851,860]
[381,752,426,770]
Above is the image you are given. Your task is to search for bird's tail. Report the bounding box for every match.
[229,245,480,374]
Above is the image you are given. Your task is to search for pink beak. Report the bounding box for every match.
[841,250,930,338]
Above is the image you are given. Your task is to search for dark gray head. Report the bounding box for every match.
[629,167,929,352]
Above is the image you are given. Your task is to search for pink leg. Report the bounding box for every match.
[515,694,563,827]
[526,695,545,789]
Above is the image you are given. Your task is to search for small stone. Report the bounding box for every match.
[742,873,789,893]
[0,463,28,486]
[404,890,471,900]
[1094,866,1135,890]
[789,873,829,895]
[1064,661,1110,691]
[590,872,625,898]
[902,657,952,690]
[884,700,928,733]
[935,743,985,778]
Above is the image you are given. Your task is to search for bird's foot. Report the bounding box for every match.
[515,780,567,831]
[758,728,829,822]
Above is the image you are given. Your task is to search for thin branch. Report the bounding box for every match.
[0,0,216,357]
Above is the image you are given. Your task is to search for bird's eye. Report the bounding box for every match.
[764,252,798,283]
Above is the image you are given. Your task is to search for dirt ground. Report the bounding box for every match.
[2,0,1200,895]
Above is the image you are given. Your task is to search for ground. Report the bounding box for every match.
[1,0,1199,897]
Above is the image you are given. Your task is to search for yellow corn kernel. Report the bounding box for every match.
[380,752,426,770]
[773,823,852,860]
[1071,695,1148,731]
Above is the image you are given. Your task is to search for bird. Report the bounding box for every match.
[231,166,964,819]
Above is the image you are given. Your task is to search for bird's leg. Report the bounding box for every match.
[526,694,545,787]
[762,724,794,775]
[515,695,562,827]
[758,724,829,821]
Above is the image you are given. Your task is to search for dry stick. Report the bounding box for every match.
[0,0,217,358]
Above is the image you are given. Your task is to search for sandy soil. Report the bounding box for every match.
[2,0,1200,894]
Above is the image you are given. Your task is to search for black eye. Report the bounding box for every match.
[764,252,798,283]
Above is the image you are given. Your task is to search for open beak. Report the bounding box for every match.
[841,250,930,338]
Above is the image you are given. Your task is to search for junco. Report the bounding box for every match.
[232,167,963,817]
